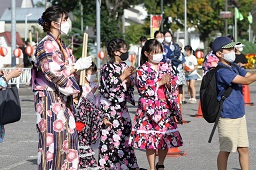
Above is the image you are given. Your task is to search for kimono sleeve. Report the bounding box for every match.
[136,68,158,97]
[37,40,80,95]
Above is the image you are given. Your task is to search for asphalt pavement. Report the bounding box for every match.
[1,81,256,170]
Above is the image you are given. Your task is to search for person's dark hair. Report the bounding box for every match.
[164,30,173,37]
[154,30,163,38]
[227,35,234,41]
[209,42,213,48]
[107,38,127,63]
[140,39,163,66]
[184,45,193,52]
[86,61,97,74]
[38,6,68,32]
[139,36,147,42]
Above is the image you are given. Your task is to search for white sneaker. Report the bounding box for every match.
[190,98,197,103]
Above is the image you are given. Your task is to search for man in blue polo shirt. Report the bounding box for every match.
[212,36,256,170]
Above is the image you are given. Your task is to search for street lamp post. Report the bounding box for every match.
[25,13,32,42]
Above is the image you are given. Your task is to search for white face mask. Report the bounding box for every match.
[237,47,243,52]
[223,51,236,63]
[151,53,163,63]
[165,37,172,43]
[56,21,70,35]
[156,38,164,44]
[86,74,96,82]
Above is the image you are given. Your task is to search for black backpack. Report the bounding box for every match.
[200,64,239,143]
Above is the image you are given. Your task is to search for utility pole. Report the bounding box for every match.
[161,0,163,32]
[80,0,83,32]
[184,0,188,46]
[225,0,228,36]
[96,0,101,77]
[11,0,16,67]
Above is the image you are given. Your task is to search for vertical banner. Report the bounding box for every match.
[150,15,163,38]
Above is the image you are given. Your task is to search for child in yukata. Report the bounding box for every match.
[73,62,102,170]
[98,38,144,170]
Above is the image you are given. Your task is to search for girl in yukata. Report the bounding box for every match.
[129,39,183,170]
[98,38,142,170]
[0,68,22,143]
[73,62,102,170]
[34,6,92,170]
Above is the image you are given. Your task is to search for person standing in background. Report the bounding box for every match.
[184,45,198,103]
[234,43,248,68]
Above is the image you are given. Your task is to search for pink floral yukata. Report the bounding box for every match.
[98,62,139,169]
[33,33,80,170]
[74,82,102,169]
[129,61,183,150]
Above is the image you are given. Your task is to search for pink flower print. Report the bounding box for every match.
[36,103,44,114]
[114,141,120,147]
[47,110,52,117]
[99,158,106,166]
[62,140,69,152]
[52,103,62,114]
[61,162,67,170]
[116,66,121,72]
[41,60,50,72]
[46,133,54,146]
[101,144,107,152]
[52,53,64,65]
[67,149,78,163]
[101,135,107,141]
[161,63,168,71]
[101,129,109,136]
[67,128,75,134]
[113,134,120,142]
[172,138,177,146]
[38,118,46,132]
[44,40,57,53]
[112,120,119,128]
[111,110,116,116]
[39,91,44,97]
[53,119,65,132]
[46,151,54,161]
[124,160,128,165]
[62,69,71,77]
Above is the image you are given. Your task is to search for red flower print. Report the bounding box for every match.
[44,40,57,53]
[137,70,142,76]
[67,149,78,163]
[46,151,54,161]
[52,103,62,114]
[53,119,65,132]
[62,140,69,152]
[36,103,44,114]
[38,118,46,132]
[46,133,54,146]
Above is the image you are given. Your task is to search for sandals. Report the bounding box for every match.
[156,163,165,170]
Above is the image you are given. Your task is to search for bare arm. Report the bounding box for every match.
[232,73,256,85]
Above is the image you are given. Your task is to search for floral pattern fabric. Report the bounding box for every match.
[129,61,183,150]
[202,50,219,75]
[98,62,139,169]
[34,33,80,170]
[74,82,102,170]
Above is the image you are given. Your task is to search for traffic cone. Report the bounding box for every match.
[156,147,187,157]
[242,85,254,106]
[194,101,203,118]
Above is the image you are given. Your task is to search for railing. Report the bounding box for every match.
[1,68,31,88]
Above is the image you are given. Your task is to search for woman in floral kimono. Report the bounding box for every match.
[98,38,140,169]
[34,6,92,170]
[129,39,183,170]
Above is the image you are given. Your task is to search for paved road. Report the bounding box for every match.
[1,83,256,170]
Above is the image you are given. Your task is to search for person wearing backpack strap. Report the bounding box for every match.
[212,36,256,170]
